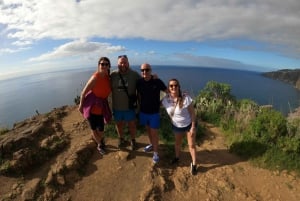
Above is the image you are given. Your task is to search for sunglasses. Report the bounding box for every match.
[140,68,150,72]
[99,63,109,67]
[169,84,178,88]
[118,55,128,59]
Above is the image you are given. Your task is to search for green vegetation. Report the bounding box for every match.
[0,127,9,135]
[195,81,300,174]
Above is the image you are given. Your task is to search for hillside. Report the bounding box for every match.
[1,105,300,201]
[262,69,300,90]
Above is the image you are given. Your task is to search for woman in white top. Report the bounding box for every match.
[161,78,197,175]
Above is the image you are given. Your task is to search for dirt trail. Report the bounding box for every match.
[56,108,300,201]
[1,106,299,201]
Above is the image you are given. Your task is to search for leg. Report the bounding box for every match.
[128,119,137,150]
[146,125,152,145]
[174,133,184,158]
[128,119,136,140]
[88,114,106,155]
[116,120,127,148]
[151,127,160,163]
[115,120,125,139]
[150,128,159,153]
[91,129,103,145]
[186,130,197,165]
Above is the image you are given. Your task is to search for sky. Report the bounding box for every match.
[1,0,300,80]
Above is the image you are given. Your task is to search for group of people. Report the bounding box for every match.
[78,55,198,175]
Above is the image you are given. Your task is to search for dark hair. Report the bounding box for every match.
[168,78,184,108]
[98,57,111,68]
[98,57,111,75]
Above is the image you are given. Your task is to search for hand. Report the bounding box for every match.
[78,105,83,114]
[190,127,196,135]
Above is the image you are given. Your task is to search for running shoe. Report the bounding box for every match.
[153,154,159,164]
[143,144,153,152]
[97,144,106,155]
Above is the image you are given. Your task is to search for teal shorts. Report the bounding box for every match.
[113,110,136,121]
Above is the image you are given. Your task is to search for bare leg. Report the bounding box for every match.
[187,131,197,165]
[115,121,125,139]
[146,125,152,145]
[174,133,184,158]
[150,127,159,153]
[128,120,136,140]
[91,129,103,145]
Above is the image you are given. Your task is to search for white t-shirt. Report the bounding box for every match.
[162,94,193,128]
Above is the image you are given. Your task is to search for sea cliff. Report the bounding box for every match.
[262,69,300,90]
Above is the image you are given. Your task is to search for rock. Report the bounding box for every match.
[21,178,41,201]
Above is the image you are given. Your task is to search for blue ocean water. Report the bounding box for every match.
[0,66,300,128]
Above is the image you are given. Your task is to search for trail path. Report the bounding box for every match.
[1,106,299,201]
[56,107,300,201]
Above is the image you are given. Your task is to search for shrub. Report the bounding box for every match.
[0,127,9,135]
[287,118,300,138]
[229,139,268,159]
[249,108,287,144]
[195,81,236,125]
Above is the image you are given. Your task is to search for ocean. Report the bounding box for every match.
[1,66,300,128]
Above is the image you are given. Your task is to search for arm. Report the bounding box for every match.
[187,102,197,134]
[78,75,97,113]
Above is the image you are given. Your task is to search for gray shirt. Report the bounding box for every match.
[110,68,140,110]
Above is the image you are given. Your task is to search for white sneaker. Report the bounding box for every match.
[152,154,159,164]
[144,144,153,152]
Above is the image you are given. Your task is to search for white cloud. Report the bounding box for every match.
[28,40,125,62]
[0,0,300,59]
[12,40,32,46]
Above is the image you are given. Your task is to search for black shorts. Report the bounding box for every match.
[87,114,104,131]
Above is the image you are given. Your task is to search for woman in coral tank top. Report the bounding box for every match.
[78,57,112,156]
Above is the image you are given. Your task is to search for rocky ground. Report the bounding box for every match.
[0,105,299,201]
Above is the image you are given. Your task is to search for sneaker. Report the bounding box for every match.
[153,154,159,164]
[131,139,137,151]
[144,144,153,152]
[190,163,197,175]
[97,144,106,155]
[118,138,126,149]
[170,157,179,165]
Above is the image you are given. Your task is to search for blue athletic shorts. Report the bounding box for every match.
[113,110,136,121]
[139,112,160,129]
[172,123,192,134]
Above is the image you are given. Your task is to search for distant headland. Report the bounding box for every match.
[262,69,300,90]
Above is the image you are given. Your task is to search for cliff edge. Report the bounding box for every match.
[262,69,300,90]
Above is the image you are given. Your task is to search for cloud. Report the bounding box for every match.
[0,0,300,59]
[28,40,125,62]
[0,47,29,54]
[12,40,32,46]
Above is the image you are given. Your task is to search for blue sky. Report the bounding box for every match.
[1,0,300,80]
